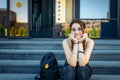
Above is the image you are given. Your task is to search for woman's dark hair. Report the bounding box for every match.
[70,20,86,33]
[70,20,86,50]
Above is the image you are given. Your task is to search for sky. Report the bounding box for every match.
[0,0,7,8]
[80,0,109,19]
[0,0,28,23]
[10,0,28,23]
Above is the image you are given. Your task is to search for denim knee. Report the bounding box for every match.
[76,66,92,80]
[62,65,76,80]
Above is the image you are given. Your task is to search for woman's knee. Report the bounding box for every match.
[62,66,76,80]
[63,65,75,73]
[77,66,92,80]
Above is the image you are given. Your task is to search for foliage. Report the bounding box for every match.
[10,26,15,36]
[0,24,5,36]
[65,28,70,37]
[89,26,101,38]
[10,26,28,36]
[18,27,28,36]
[23,27,28,36]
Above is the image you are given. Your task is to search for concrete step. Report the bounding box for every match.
[0,74,36,80]
[0,60,120,75]
[0,49,120,61]
[0,38,63,41]
[91,75,120,80]
[0,74,120,80]
[0,41,62,50]
[0,40,120,50]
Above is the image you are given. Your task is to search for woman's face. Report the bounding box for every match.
[71,23,83,39]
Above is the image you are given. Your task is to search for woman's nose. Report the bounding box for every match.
[74,30,79,34]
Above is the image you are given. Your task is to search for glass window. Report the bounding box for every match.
[82,20,109,38]
[0,0,7,37]
[80,0,109,19]
[55,0,73,37]
[9,0,28,37]
[80,0,111,38]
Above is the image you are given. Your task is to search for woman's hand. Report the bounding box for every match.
[69,34,79,43]
[78,33,88,42]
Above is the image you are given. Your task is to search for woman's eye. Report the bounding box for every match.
[78,28,82,31]
[72,28,76,31]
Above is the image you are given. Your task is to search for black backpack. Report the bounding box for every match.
[35,52,60,80]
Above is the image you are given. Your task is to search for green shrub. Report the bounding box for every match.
[23,27,28,36]
[65,28,70,37]
[18,27,24,36]
[10,26,15,36]
[0,24,5,36]
[17,27,28,36]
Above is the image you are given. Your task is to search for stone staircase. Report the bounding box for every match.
[0,38,120,80]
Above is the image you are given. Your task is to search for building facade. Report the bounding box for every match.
[0,0,120,39]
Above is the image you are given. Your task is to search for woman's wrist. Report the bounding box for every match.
[73,53,77,54]
[73,39,79,44]
[78,51,84,53]
[74,42,79,44]
[73,42,78,54]
[78,42,84,51]
[78,37,84,43]
[78,41,82,44]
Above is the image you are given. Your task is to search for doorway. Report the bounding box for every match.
[32,0,53,37]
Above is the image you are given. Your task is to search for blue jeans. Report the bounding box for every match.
[62,62,92,80]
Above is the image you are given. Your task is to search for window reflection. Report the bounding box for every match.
[55,20,109,38]
[80,0,109,19]
[9,0,28,37]
[0,0,7,37]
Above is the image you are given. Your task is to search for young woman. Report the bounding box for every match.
[62,20,94,80]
